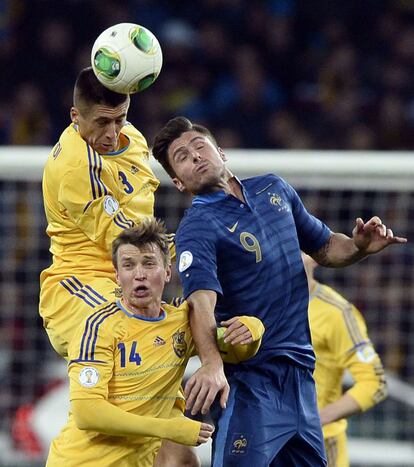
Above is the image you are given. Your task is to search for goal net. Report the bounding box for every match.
[0,148,413,466]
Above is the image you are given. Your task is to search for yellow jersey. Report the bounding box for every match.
[48,300,194,466]
[41,122,159,280]
[309,282,387,439]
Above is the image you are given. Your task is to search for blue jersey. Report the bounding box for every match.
[176,174,331,370]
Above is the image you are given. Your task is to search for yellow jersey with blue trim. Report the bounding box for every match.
[49,300,193,465]
[41,122,159,279]
[309,283,387,439]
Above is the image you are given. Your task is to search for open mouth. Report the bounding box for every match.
[133,285,149,297]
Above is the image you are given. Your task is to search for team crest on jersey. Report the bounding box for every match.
[79,367,99,387]
[268,192,289,213]
[230,433,249,455]
[172,330,187,358]
[103,195,119,216]
[130,165,139,174]
[178,251,193,272]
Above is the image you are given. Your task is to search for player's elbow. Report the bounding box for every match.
[73,410,95,431]
[72,400,100,431]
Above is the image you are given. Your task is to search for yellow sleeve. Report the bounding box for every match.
[72,399,201,446]
[237,316,265,342]
[58,163,136,253]
[67,312,116,401]
[217,316,265,363]
[329,305,387,411]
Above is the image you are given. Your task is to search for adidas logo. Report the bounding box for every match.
[153,336,166,346]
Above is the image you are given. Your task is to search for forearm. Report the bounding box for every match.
[72,399,200,445]
[188,290,223,366]
[319,393,361,426]
[311,233,366,267]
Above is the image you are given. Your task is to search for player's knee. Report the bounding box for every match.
[155,442,200,467]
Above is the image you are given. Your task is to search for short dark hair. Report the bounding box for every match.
[112,218,170,269]
[152,116,217,178]
[73,67,129,113]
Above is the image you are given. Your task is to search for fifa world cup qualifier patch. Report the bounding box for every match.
[178,251,193,272]
[79,367,100,387]
[103,195,119,215]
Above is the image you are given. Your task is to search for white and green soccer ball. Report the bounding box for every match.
[91,23,163,94]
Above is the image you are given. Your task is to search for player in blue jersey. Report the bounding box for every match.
[152,117,406,467]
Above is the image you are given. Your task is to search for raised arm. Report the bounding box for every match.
[185,290,230,415]
[312,217,407,267]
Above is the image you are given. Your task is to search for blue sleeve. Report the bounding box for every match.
[176,213,223,299]
[285,182,331,253]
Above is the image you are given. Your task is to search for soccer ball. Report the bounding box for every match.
[91,23,163,94]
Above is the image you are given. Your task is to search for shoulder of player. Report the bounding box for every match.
[177,208,213,235]
[312,283,353,316]
[241,173,292,196]
[122,122,148,147]
[48,124,98,172]
[77,301,125,338]
[163,300,189,318]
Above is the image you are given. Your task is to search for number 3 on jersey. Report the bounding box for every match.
[118,171,134,194]
[118,341,141,367]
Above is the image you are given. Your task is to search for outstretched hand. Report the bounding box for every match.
[352,216,407,254]
[185,362,229,415]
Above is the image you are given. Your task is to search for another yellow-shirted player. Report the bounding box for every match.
[40,67,159,358]
[46,218,264,467]
[302,253,387,467]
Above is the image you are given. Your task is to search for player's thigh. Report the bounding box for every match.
[325,432,349,467]
[154,441,200,467]
[211,377,295,467]
[270,433,327,467]
[40,276,117,357]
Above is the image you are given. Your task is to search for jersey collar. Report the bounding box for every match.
[192,177,251,208]
[116,299,166,321]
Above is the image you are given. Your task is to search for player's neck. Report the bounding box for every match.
[308,278,318,294]
[225,175,245,203]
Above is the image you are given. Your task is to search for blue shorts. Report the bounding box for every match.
[210,359,327,467]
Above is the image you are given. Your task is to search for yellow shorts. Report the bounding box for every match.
[324,431,349,467]
[39,274,119,359]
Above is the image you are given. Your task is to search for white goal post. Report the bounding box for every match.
[1,147,414,190]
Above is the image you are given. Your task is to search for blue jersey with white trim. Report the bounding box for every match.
[176,174,331,369]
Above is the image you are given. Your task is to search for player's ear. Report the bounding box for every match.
[172,177,185,192]
[218,147,227,162]
[70,107,79,124]
[165,263,172,283]
[115,268,121,286]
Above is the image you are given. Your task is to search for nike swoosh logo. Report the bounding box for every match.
[226,221,239,233]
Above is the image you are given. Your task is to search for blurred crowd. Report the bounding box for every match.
[2,0,414,149]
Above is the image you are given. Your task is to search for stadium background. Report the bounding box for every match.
[1,0,413,465]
